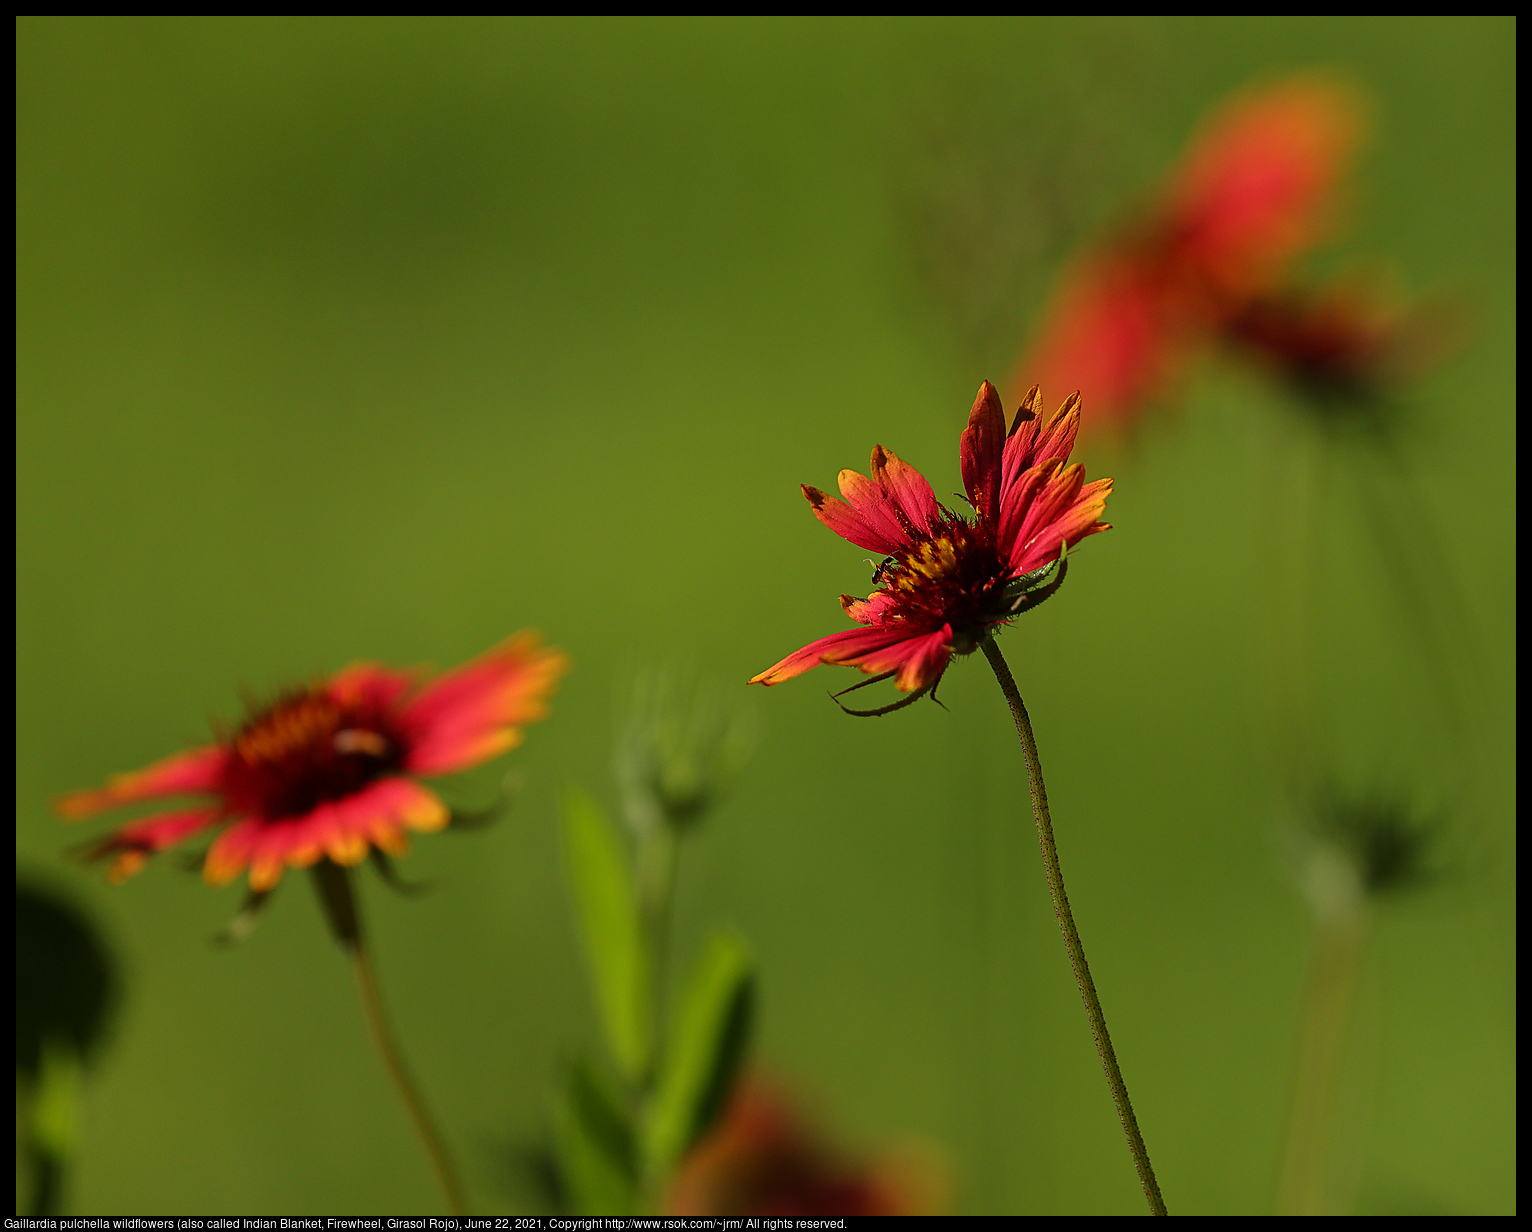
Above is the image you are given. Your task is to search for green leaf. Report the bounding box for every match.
[644,930,754,1174]
[552,1057,637,1216]
[28,1043,83,1158]
[562,786,652,1081]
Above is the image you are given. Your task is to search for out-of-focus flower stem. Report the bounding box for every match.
[313,862,468,1215]
[1275,888,1369,1214]
[982,638,1167,1216]
[635,818,682,1205]
[636,820,680,1092]
[352,945,470,1215]
[1261,411,1328,786]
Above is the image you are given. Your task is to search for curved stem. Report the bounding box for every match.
[1275,898,1369,1214]
[311,862,468,1215]
[352,944,470,1215]
[981,638,1166,1216]
[633,818,680,1207]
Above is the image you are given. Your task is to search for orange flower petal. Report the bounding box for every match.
[837,468,915,550]
[107,851,149,884]
[749,626,911,686]
[1011,471,1113,575]
[996,457,1063,560]
[85,806,223,859]
[203,818,263,886]
[324,830,369,866]
[1021,461,1087,537]
[369,818,410,857]
[58,745,226,820]
[248,855,288,892]
[841,590,899,624]
[870,447,941,536]
[801,485,902,555]
[893,626,954,693]
[403,633,568,777]
[391,779,449,833]
[1003,390,1082,486]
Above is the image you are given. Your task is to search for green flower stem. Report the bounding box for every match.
[635,819,680,1092]
[633,813,682,1209]
[1275,898,1370,1214]
[352,944,470,1216]
[981,638,1166,1216]
[312,862,468,1215]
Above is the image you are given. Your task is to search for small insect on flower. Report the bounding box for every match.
[749,382,1111,713]
[58,633,568,895]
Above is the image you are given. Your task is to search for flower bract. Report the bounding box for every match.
[749,383,1110,700]
[59,633,568,891]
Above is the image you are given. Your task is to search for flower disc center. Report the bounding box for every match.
[881,516,1007,641]
[222,687,404,820]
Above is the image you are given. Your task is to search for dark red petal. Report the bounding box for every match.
[80,806,224,883]
[960,382,1006,530]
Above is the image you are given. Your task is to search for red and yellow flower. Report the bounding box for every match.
[666,1077,945,1217]
[60,633,568,892]
[749,383,1110,701]
[1014,73,1368,432]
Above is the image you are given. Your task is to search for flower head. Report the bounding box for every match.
[1298,784,1454,908]
[1015,74,1368,432]
[749,383,1110,703]
[60,633,568,892]
[615,665,757,835]
[665,1077,945,1217]
[1221,277,1463,420]
[1157,73,1366,300]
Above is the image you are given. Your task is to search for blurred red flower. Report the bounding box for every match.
[60,633,568,891]
[666,1077,945,1217]
[1013,74,1369,432]
[1221,276,1463,412]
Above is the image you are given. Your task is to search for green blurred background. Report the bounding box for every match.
[17,17,1514,1215]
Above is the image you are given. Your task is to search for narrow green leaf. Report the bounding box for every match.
[552,1057,637,1216]
[562,786,651,1080]
[644,931,754,1174]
